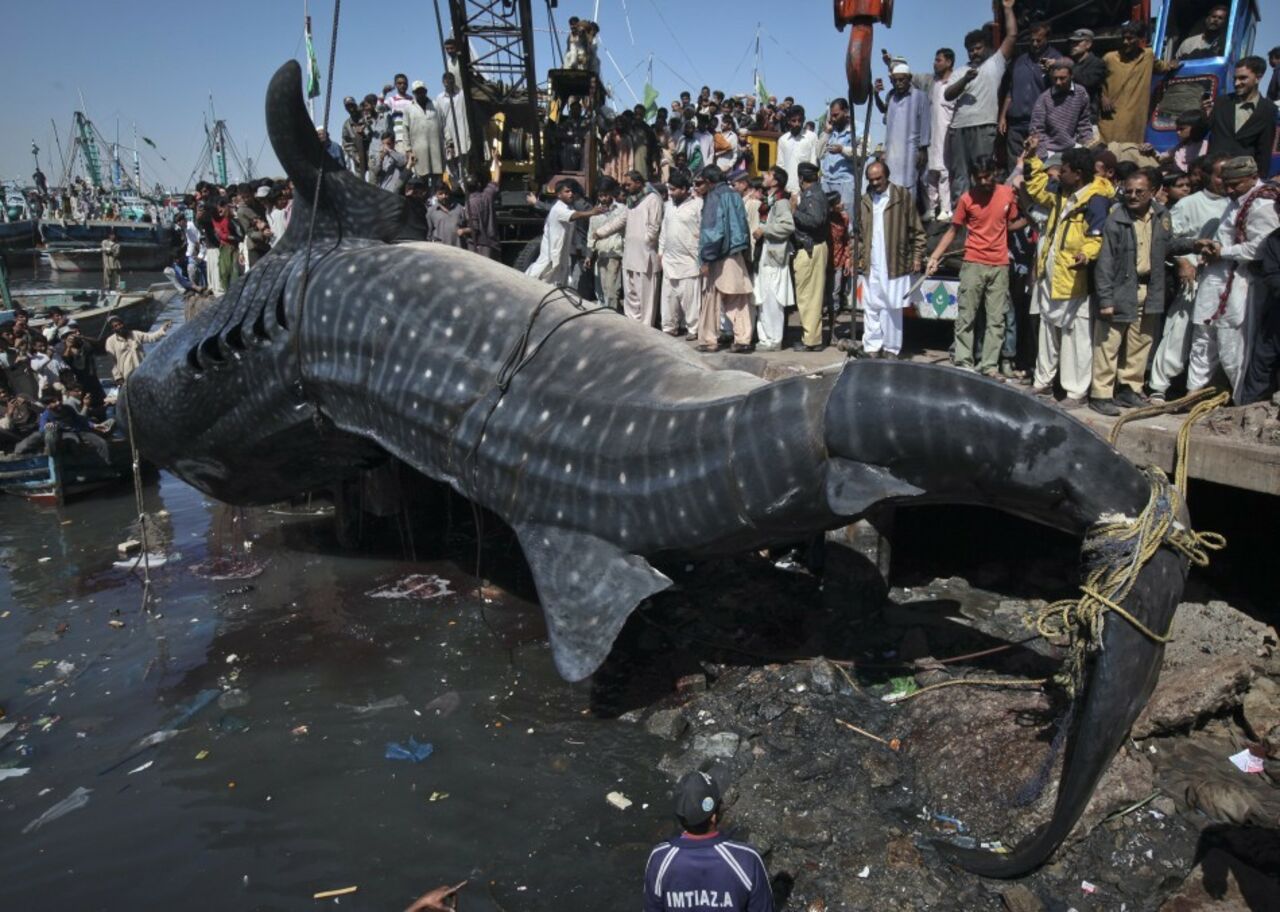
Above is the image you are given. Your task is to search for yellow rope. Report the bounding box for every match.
[1106,388,1232,495]
[888,467,1226,704]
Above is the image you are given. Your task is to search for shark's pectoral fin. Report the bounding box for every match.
[824,458,925,518]
[515,524,672,682]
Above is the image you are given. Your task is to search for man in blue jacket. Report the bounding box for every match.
[643,771,774,912]
[695,165,755,352]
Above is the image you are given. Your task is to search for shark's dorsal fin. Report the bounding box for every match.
[514,524,671,682]
[265,60,408,252]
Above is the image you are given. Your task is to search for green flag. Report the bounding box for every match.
[305,17,321,100]
[642,82,659,121]
[756,74,768,106]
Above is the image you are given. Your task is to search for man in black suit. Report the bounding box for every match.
[1207,56,1277,178]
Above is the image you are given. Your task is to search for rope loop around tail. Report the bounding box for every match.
[1033,465,1225,693]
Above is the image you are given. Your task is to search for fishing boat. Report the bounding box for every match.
[0,219,37,262]
[41,219,176,273]
[0,427,134,506]
[0,186,39,262]
[40,219,168,245]
[2,284,174,340]
[46,243,174,273]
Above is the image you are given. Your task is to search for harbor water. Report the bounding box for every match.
[2,266,670,910]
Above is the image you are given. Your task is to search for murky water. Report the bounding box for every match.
[2,266,671,911]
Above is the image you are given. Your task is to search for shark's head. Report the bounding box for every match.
[125,61,408,503]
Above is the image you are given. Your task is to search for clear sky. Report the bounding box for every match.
[4,0,1278,191]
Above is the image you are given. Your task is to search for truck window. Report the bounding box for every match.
[1165,0,1233,61]
[1150,75,1219,130]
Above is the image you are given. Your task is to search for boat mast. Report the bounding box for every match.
[133,123,142,194]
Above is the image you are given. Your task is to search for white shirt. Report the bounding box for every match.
[928,71,962,169]
[658,195,704,280]
[526,200,574,283]
[950,52,1007,129]
[436,90,471,158]
[869,191,889,277]
[1193,182,1280,325]
[182,222,200,258]
[778,130,818,197]
[267,208,289,247]
[1169,189,1228,264]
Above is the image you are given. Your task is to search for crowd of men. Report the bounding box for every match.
[168,7,1278,413]
[503,4,1280,411]
[0,308,170,460]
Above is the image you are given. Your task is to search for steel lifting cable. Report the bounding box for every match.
[293,0,342,403]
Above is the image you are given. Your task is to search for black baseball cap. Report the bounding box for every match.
[674,770,721,827]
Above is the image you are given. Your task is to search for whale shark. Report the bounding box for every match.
[124,60,1196,877]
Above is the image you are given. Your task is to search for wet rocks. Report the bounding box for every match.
[644,708,689,741]
[1242,676,1280,749]
[1133,656,1254,738]
[806,658,838,695]
[1000,884,1045,912]
[1128,601,1278,738]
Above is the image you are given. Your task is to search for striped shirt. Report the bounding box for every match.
[643,832,773,912]
[1029,84,1094,154]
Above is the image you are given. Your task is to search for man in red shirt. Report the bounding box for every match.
[925,155,1019,374]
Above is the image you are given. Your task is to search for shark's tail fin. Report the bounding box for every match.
[265,60,407,250]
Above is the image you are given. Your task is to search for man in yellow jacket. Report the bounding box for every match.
[1024,137,1114,407]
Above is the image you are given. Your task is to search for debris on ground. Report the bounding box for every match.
[605,791,633,810]
[625,577,1280,912]
[336,694,409,715]
[384,737,433,762]
[22,786,91,834]
[365,573,453,600]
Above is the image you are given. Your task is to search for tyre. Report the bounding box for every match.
[511,236,542,274]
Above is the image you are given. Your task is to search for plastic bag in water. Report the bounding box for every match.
[23,787,91,834]
[385,737,434,763]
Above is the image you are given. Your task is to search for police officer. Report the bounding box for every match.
[642,771,774,912]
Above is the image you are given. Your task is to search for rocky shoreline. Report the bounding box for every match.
[619,557,1280,912]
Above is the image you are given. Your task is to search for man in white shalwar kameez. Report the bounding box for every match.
[876,64,931,206]
[437,73,471,187]
[657,171,703,336]
[1186,157,1280,400]
[404,81,446,184]
[1149,158,1228,401]
[753,166,795,351]
[860,163,916,356]
[525,181,576,284]
[926,52,961,219]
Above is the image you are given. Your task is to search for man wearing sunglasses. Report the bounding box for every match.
[1091,169,1172,415]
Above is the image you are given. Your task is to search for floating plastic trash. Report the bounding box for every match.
[424,691,461,718]
[189,557,265,580]
[366,574,454,600]
[384,737,434,762]
[337,694,409,715]
[22,786,91,834]
[171,689,221,727]
[1229,748,1265,774]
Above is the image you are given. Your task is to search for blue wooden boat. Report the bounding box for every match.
[1,284,173,341]
[0,220,37,261]
[0,424,134,506]
[39,220,170,245]
[41,219,177,273]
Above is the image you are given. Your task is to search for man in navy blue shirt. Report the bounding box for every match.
[643,771,773,912]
